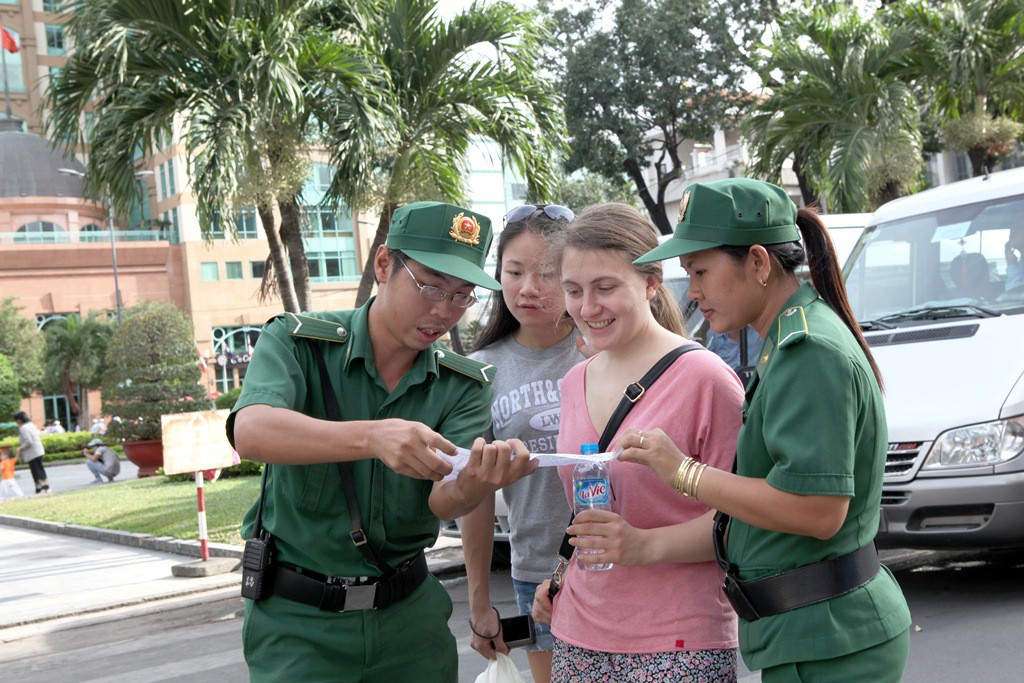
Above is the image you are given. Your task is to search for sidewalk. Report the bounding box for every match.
[0,518,464,644]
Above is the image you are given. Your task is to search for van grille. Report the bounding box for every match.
[881,490,910,506]
[885,441,924,478]
[865,324,978,347]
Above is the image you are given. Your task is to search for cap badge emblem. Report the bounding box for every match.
[450,213,481,246]
[678,191,691,222]
[783,307,797,317]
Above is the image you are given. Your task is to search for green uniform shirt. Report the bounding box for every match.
[730,283,911,670]
[227,299,493,577]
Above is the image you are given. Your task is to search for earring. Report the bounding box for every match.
[758,277,768,287]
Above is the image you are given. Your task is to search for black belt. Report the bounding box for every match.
[714,511,880,622]
[272,551,429,612]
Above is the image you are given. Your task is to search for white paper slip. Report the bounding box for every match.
[437,447,618,483]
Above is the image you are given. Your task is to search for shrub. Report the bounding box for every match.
[214,386,243,410]
[102,301,212,443]
[159,457,262,482]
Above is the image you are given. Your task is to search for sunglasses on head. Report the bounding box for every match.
[503,204,575,226]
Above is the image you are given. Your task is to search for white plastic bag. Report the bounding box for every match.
[473,652,527,683]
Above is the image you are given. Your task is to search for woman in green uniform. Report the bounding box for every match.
[588,178,911,681]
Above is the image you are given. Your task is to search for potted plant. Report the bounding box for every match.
[102,302,212,476]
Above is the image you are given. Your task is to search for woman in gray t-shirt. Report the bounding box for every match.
[463,205,582,683]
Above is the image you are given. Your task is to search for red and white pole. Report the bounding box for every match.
[195,470,210,561]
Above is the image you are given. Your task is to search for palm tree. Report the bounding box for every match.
[333,0,568,306]
[42,313,113,427]
[744,3,922,212]
[46,0,382,313]
[891,0,1024,176]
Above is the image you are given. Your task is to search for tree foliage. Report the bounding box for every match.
[0,298,43,397]
[347,0,569,305]
[0,355,20,419]
[102,302,212,443]
[527,168,638,211]
[890,0,1024,175]
[547,0,771,234]
[745,3,922,212]
[46,0,383,313]
[42,312,114,425]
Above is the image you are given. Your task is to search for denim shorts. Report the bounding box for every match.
[512,578,554,651]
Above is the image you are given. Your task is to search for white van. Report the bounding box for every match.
[844,167,1024,549]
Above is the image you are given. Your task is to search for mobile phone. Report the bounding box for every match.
[499,614,536,649]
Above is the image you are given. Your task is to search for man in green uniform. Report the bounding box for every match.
[228,202,536,682]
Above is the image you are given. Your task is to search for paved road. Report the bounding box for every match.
[5,458,140,498]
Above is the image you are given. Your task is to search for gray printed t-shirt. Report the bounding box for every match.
[471,333,581,583]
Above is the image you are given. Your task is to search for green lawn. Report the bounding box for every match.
[0,476,260,546]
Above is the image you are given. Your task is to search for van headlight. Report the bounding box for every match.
[922,417,1024,470]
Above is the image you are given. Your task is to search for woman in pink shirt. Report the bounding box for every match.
[532,203,744,682]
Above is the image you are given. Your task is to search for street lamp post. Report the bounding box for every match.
[59,168,153,324]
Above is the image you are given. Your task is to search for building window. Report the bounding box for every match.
[81,223,104,243]
[250,261,265,279]
[225,262,243,280]
[158,160,177,199]
[45,24,65,56]
[1,27,24,92]
[234,207,258,239]
[201,262,219,281]
[43,0,62,11]
[16,221,68,243]
[43,393,79,432]
[162,208,179,234]
[308,250,358,282]
[211,325,261,393]
[954,153,972,182]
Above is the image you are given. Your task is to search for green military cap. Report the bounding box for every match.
[386,201,501,290]
[634,178,800,263]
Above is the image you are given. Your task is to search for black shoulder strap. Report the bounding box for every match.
[556,342,705,563]
[308,341,396,576]
[251,461,270,539]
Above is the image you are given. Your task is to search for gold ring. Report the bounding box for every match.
[638,431,645,448]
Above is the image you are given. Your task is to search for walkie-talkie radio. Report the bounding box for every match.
[241,466,275,601]
[240,531,275,600]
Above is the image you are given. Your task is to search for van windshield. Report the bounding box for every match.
[846,194,1024,325]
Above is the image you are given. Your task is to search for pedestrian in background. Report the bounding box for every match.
[533,203,744,683]
[229,202,537,683]
[463,203,581,683]
[83,438,121,484]
[630,178,911,682]
[1,447,24,498]
[12,411,49,494]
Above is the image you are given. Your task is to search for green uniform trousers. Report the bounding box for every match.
[243,574,457,683]
[760,628,910,683]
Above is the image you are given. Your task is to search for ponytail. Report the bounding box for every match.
[720,209,884,391]
[795,209,884,391]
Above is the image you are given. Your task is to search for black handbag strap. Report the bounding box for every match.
[555,342,705,563]
[308,341,396,576]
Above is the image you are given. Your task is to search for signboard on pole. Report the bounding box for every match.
[161,409,236,475]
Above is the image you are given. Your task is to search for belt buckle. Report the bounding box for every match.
[345,583,378,611]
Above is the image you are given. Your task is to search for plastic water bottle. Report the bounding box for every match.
[573,443,613,571]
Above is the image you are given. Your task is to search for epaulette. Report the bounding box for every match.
[283,312,350,344]
[433,348,495,384]
[776,305,809,349]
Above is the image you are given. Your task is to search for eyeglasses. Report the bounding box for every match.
[397,256,478,309]
[503,204,575,226]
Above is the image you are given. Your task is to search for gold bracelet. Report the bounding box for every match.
[690,462,709,499]
[672,457,695,495]
[682,458,700,497]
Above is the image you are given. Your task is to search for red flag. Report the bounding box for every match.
[196,343,208,375]
[1,24,19,54]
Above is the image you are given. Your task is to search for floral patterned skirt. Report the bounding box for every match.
[551,637,738,683]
